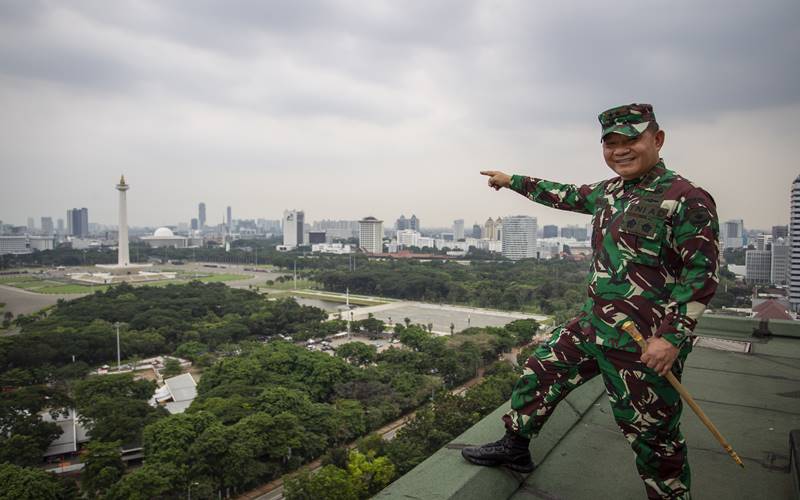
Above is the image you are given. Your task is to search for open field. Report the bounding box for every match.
[0,271,252,295]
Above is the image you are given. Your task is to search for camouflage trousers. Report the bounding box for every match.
[503,325,691,499]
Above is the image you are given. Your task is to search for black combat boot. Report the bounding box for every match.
[461,432,535,473]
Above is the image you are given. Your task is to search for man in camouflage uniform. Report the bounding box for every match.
[462,104,719,499]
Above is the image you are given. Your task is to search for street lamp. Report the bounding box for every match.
[188,481,200,500]
[114,322,121,372]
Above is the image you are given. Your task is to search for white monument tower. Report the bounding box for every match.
[117,175,130,267]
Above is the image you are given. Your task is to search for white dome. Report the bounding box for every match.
[154,227,174,238]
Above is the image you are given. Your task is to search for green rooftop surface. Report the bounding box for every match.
[377,315,800,499]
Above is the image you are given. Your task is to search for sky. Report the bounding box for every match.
[1,0,799,231]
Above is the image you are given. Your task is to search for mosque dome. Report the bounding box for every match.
[154,227,175,238]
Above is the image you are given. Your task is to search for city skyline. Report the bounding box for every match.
[1,2,798,229]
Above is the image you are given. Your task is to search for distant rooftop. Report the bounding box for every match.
[377,314,800,499]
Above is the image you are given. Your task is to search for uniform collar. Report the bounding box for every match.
[610,160,667,193]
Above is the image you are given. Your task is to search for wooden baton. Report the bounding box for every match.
[621,321,744,468]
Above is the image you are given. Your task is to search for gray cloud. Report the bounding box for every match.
[0,0,797,229]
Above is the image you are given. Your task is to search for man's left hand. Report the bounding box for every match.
[640,337,679,376]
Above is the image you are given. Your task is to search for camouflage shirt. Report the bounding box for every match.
[510,161,720,351]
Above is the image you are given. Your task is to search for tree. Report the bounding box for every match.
[0,463,65,500]
[335,342,377,367]
[347,449,396,497]
[104,462,182,500]
[284,466,359,500]
[73,373,161,445]
[161,357,183,377]
[82,440,124,498]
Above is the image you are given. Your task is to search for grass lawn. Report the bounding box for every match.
[0,272,253,295]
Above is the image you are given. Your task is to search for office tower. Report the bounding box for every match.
[409,215,420,231]
[484,218,496,240]
[57,218,64,234]
[543,225,559,238]
[772,225,788,240]
[308,231,327,244]
[472,223,482,239]
[198,202,207,229]
[745,249,771,285]
[226,206,232,228]
[495,217,503,241]
[771,238,789,285]
[283,210,304,247]
[790,175,800,311]
[27,217,35,232]
[396,215,409,230]
[191,218,198,230]
[453,219,465,240]
[66,210,73,235]
[41,217,54,235]
[359,217,384,254]
[721,219,745,249]
[69,208,89,237]
[574,226,588,241]
[502,216,537,260]
[754,234,772,251]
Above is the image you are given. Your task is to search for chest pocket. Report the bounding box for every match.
[618,198,668,266]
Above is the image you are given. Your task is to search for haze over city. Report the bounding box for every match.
[1,1,798,229]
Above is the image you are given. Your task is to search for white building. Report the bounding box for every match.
[312,243,353,254]
[771,237,789,285]
[790,174,800,310]
[0,235,55,255]
[501,215,537,260]
[745,249,772,285]
[359,217,384,253]
[397,229,421,248]
[140,227,191,248]
[283,210,305,248]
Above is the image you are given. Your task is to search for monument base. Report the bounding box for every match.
[69,265,177,285]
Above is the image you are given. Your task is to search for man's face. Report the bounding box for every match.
[602,128,665,180]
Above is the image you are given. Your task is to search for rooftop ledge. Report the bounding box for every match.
[377,315,800,500]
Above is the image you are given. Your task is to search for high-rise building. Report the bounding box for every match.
[226,206,232,228]
[771,238,789,285]
[198,202,207,229]
[453,219,465,241]
[772,225,788,240]
[27,217,35,232]
[754,234,772,251]
[472,223,482,239]
[56,218,64,234]
[790,175,800,311]
[41,217,54,235]
[745,250,772,285]
[283,210,304,247]
[359,217,384,254]
[484,218,496,240]
[409,215,420,231]
[191,218,199,230]
[502,216,537,261]
[721,219,745,250]
[495,217,503,241]
[396,214,420,231]
[542,225,559,238]
[68,208,89,237]
[396,215,409,230]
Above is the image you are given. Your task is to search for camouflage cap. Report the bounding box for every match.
[598,103,656,140]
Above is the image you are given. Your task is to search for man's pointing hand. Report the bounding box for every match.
[480,170,512,190]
